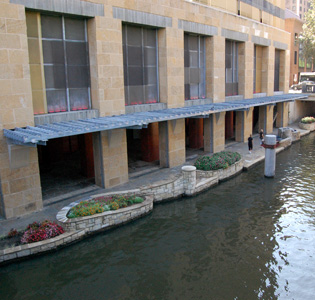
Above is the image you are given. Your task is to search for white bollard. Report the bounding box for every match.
[182,166,196,196]
[264,135,277,177]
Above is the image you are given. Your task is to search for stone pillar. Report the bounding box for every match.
[238,41,254,99]
[88,15,125,116]
[276,102,289,128]
[182,166,196,196]
[93,129,128,188]
[204,112,226,153]
[207,35,225,103]
[159,119,185,168]
[258,105,275,134]
[0,2,43,219]
[264,135,277,178]
[235,108,253,142]
[261,46,275,96]
[279,49,290,94]
[158,27,185,108]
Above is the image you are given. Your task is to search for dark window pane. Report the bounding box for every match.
[67,66,89,88]
[184,67,190,84]
[190,68,200,84]
[46,89,67,113]
[188,35,198,51]
[66,42,88,65]
[69,88,89,110]
[41,15,62,39]
[185,84,190,100]
[129,86,144,105]
[184,49,189,68]
[144,28,156,47]
[42,40,64,64]
[127,46,142,66]
[144,66,157,85]
[144,47,156,66]
[127,26,142,46]
[145,85,158,103]
[65,18,85,41]
[128,66,143,85]
[190,84,199,100]
[189,52,198,67]
[44,65,66,89]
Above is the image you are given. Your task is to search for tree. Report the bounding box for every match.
[300,0,315,70]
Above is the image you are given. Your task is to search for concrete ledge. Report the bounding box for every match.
[113,7,172,28]
[125,103,167,114]
[273,41,288,50]
[10,0,105,17]
[251,36,271,47]
[221,29,248,42]
[185,98,213,106]
[34,110,99,125]
[178,20,217,36]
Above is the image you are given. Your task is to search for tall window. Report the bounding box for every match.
[274,50,280,91]
[122,25,159,106]
[184,34,206,100]
[225,40,238,96]
[41,15,90,113]
[294,51,297,65]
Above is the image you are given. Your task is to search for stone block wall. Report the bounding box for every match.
[0,0,42,219]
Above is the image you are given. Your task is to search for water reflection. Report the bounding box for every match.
[1,134,315,299]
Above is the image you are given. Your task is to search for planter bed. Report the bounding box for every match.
[0,230,85,265]
[196,159,244,182]
[57,195,154,232]
[299,122,315,131]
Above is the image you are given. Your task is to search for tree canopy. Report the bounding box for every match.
[300,0,315,67]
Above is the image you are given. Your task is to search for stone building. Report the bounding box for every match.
[0,0,306,219]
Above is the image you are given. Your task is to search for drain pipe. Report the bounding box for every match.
[262,135,278,178]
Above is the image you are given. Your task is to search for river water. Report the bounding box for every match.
[1,133,315,300]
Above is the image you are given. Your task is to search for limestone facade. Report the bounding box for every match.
[0,0,293,218]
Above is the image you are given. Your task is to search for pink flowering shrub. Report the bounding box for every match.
[21,220,65,244]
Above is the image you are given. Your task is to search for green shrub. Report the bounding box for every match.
[67,194,145,218]
[301,116,315,124]
[194,151,241,171]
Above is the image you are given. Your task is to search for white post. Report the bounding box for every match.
[264,135,277,177]
[182,166,196,196]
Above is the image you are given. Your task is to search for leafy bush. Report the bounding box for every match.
[301,116,315,124]
[21,220,65,244]
[194,151,241,171]
[67,195,144,218]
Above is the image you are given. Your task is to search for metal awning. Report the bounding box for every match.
[4,94,308,146]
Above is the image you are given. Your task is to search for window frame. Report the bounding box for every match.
[225,40,239,96]
[41,14,91,113]
[122,24,159,106]
[184,33,206,101]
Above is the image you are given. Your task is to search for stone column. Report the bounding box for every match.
[93,129,128,188]
[182,166,196,196]
[276,102,289,128]
[238,41,254,99]
[258,105,275,134]
[0,2,43,219]
[264,135,277,177]
[207,35,225,103]
[204,112,226,153]
[279,49,290,94]
[158,27,185,108]
[261,46,275,96]
[235,108,253,142]
[159,119,185,168]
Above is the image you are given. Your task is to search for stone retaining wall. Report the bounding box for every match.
[57,196,154,232]
[299,122,315,131]
[0,230,86,264]
[196,159,244,182]
[0,159,244,265]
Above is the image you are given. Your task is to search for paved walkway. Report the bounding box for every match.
[0,123,309,236]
